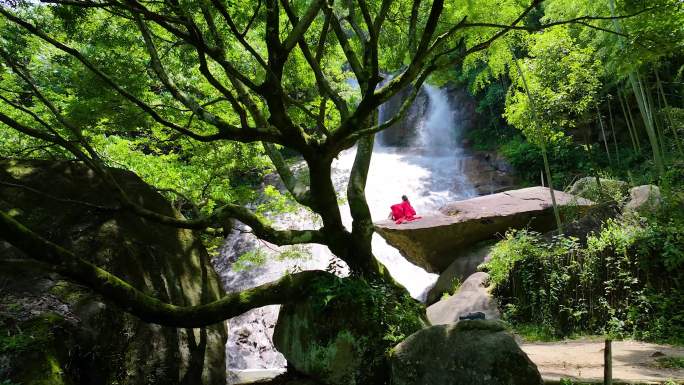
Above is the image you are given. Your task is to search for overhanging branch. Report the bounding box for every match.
[0,210,335,327]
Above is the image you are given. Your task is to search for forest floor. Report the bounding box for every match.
[520,339,684,384]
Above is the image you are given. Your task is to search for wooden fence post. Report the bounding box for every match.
[604,339,612,385]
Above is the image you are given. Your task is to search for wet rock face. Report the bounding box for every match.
[375,187,594,273]
[459,151,518,195]
[378,85,429,147]
[378,84,479,148]
[0,160,227,385]
[390,320,544,385]
[213,221,344,381]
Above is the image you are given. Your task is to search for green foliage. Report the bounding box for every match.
[232,249,268,272]
[483,211,684,343]
[0,313,58,355]
[276,245,313,262]
[505,27,603,148]
[558,379,595,385]
[256,185,300,218]
[570,175,628,204]
[309,276,425,349]
[291,276,425,384]
[499,135,592,189]
[231,244,312,272]
[655,356,684,369]
[439,277,463,301]
[509,323,564,343]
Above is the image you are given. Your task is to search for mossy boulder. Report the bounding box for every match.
[273,277,427,385]
[390,320,543,385]
[568,177,629,203]
[623,185,662,215]
[0,160,227,385]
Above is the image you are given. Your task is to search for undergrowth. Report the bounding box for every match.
[482,207,684,344]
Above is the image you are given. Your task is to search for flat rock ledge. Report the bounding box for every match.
[375,187,594,272]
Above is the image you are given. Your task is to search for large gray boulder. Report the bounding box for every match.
[273,278,426,385]
[375,187,594,272]
[426,242,494,304]
[623,185,662,215]
[390,320,543,385]
[0,160,227,385]
[427,272,499,325]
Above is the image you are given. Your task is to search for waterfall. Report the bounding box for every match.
[213,83,476,383]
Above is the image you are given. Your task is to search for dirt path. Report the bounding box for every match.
[521,340,684,384]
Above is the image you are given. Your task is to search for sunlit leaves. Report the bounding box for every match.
[504,27,603,146]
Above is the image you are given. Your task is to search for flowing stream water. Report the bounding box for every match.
[212,83,477,383]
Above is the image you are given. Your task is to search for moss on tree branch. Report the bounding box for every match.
[0,210,336,327]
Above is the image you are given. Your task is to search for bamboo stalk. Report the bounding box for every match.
[607,96,620,165]
[618,89,639,152]
[624,88,641,151]
[645,75,667,158]
[596,101,612,164]
[631,70,664,175]
[609,0,663,175]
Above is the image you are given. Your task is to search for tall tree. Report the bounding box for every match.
[0,0,669,328]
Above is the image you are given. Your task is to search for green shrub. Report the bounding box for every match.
[482,214,684,343]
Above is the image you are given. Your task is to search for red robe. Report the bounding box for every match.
[390,200,421,224]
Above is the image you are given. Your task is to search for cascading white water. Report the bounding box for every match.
[331,84,477,298]
[213,83,476,382]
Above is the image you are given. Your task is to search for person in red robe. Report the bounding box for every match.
[389,195,421,224]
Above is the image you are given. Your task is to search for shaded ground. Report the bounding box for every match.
[521,340,684,384]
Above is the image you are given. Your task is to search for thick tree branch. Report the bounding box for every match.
[0,210,335,327]
[372,0,393,35]
[116,0,264,93]
[0,181,119,211]
[327,6,366,83]
[1,52,109,170]
[430,2,664,64]
[262,142,313,207]
[352,0,372,41]
[407,0,422,56]
[121,198,325,245]
[327,0,444,146]
[281,0,325,53]
[241,0,262,37]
